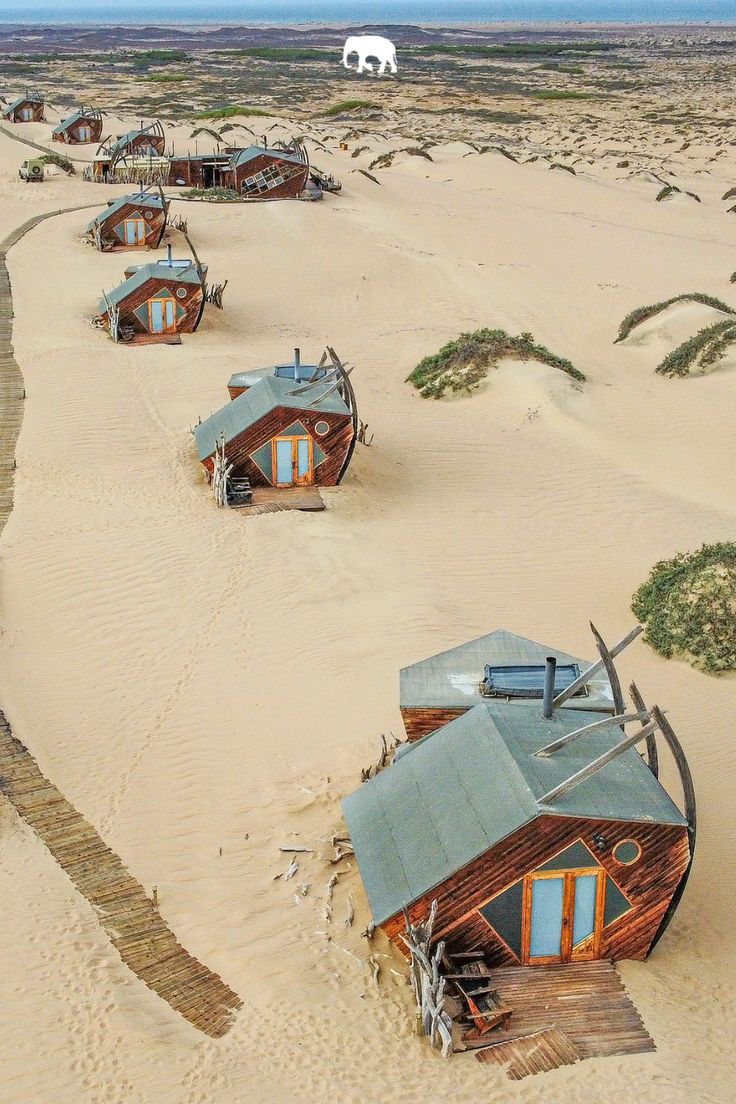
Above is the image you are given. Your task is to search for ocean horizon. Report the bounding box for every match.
[4,1,736,26]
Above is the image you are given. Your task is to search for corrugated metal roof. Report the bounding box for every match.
[86,191,165,232]
[229,145,305,169]
[343,702,686,924]
[400,629,614,714]
[2,95,41,115]
[108,127,159,157]
[194,375,350,461]
[100,260,202,313]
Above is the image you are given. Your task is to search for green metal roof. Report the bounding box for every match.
[108,127,160,157]
[86,191,165,232]
[229,145,305,169]
[100,260,202,314]
[194,375,350,462]
[52,109,86,134]
[343,701,686,925]
[400,629,614,714]
[2,95,42,116]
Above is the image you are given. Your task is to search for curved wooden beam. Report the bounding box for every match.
[590,621,625,715]
[630,681,659,778]
[646,705,696,955]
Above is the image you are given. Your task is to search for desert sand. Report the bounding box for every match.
[0,46,735,1104]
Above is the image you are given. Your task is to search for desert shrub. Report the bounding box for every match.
[193,105,271,120]
[216,47,327,61]
[549,162,576,174]
[615,293,735,342]
[411,43,616,58]
[39,153,75,175]
[145,73,190,84]
[632,543,736,672]
[656,183,700,203]
[532,90,597,100]
[321,100,377,117]
[722,186,736,200]
[657,319,736,377]
[407,328,585,399]
[180,187,240,201]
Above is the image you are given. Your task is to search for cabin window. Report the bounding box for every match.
[314,420,329,436]
[123,217,146,246]
[19,107,33,121]
[147,292,177,334]
[241,162,301,196]
[481,663,583,700]
[176,287,187,299]
[612,839,642,866]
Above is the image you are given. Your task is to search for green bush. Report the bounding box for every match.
[411,43,616,58]
[180,186,240,201]
[145,73,190,84]
[657,319,736,377]
[615,293,735,342]
[39,153,75,175]
[407,328,585,399]
[193,105,272,120]
[216,47,328,61]
[632,543,736,672]
[321,100,377,116]
[532,90,597,100]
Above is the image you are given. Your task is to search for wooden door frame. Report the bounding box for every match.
[521,867,605,965]
[271,434,314,487]
[124,217,146,245]
[147,293,177,334]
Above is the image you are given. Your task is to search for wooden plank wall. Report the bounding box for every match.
[400,706,467,741]
[382,815,690,965]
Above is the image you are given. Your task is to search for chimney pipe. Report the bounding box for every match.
[543,656,557,718]
[294,347,301,374]
[167,244,173,266]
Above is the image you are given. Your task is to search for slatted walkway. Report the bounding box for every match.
[475,1026,582,1079]
[248,485,326,514]
[0,210,243,1036]
[464,961,655,1077]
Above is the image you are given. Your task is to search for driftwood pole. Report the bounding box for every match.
[211,433,233,508]
[400,900,453,1058]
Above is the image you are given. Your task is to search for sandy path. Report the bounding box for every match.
[0,130,734,1103]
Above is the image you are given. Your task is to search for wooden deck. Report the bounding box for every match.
[475,1026,582,1079]
[461,961,655,1078]
[0,711,243,1036]
[246,485,326,514]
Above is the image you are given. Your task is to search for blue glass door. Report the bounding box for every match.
[275,439,294,485]
[572,874,598,950]
[296,438,311,483]
[529,876,564,960]
[149,299,164,332]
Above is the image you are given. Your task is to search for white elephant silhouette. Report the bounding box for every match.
[342,35,398,75]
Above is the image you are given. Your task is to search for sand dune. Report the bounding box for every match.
[0,108,734,1104]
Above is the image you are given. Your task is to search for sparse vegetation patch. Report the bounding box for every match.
[39,153,75,175]
[657,319,736,377]
[193,105,272,120]
[632,543,736,672]
[615,293,735,342]
[321,100,378,117]
[407,328,585,399]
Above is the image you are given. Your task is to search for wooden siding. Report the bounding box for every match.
[101,274,204,339]
[200,406,354,488]
[94,202,167,252]
[381,814,690,965]
[401,706,467,741]
[52,116,103,144]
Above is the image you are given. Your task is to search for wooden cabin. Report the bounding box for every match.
[52,106,103,145]
[195,373,355,489]
[226,145,309,199]
[400,630,616,742]
[344,629,696,969]
[86,190,169,252]
[98,254,205,344]
[1,92,44,123]
[227,348,328,399]
[93,122,166,179]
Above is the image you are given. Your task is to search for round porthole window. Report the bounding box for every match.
[176,287,187,299]
[612,839,642,866]
[144,211,153,219]
[314,420,330,436]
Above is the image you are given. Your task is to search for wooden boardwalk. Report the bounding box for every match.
[475,1026,582,1080]
[0,210,243,1037]
[463,961,655,1078]
[247,485,326,514]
